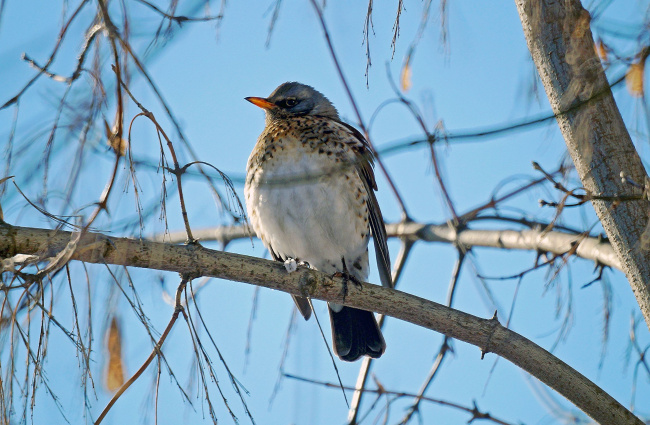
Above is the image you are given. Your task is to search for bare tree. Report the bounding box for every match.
[0,1,648,424]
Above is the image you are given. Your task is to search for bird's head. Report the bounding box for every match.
[246,82,339,121]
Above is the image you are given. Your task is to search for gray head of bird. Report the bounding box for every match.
[246,82,340,121]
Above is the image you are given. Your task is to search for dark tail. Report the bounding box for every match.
[329,306,385,362]
[292,295,312,320]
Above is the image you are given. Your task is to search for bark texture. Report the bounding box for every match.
[0,222,641,425]
[516,0,650,329]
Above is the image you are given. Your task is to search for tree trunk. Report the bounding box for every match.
[515,0,650,329]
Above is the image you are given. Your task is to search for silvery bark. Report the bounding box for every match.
[515,0,650,329]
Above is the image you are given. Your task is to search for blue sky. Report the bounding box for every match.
[1,0,649,424]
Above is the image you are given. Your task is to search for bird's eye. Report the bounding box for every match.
[283,98,298,107]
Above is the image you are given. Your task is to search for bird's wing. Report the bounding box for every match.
[337,121,393,289]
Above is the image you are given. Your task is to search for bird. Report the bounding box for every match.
[244,82,392,362]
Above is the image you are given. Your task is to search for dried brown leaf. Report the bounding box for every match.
[626,62,645,97]
[400,56,412,92]
[594,39,608,63]
[109,136,128,156]
[371,373,386,394]
[104,118,128,156]
[105,316,125,392]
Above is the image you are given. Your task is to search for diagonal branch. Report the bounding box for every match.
[0,221,640,425]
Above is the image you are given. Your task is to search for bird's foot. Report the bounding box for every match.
[284,258,309,273]
[284,258,298,273]
[332,258,362,301]
[331,271,349,301]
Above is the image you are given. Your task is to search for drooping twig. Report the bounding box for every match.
[309,0,411,219]
[95,278,188,425]
[0,0,91,110]
[114,67,195,242]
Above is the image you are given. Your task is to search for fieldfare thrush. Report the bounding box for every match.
[244,82,391,362]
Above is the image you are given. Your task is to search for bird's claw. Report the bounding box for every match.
[284,258,309,274]
[332,262,362,302]
[284,258,298,273]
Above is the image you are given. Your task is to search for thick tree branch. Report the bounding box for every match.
[0,222,640,425]
[515,0,650,329]
[154,222,621,271]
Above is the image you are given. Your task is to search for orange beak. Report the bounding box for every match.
[245,97,276,110]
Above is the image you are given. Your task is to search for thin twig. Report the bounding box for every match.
[386,65,458,222]
[400,251,466,424]
[135,0,223,23]
[0,0,91,110]
[287,373,518,425]
[94,279,188,425]
[308,0,410,219]
[347,231,414,423]
[113,67,195,242]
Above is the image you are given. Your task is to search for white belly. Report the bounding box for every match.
[245,152,369,278]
